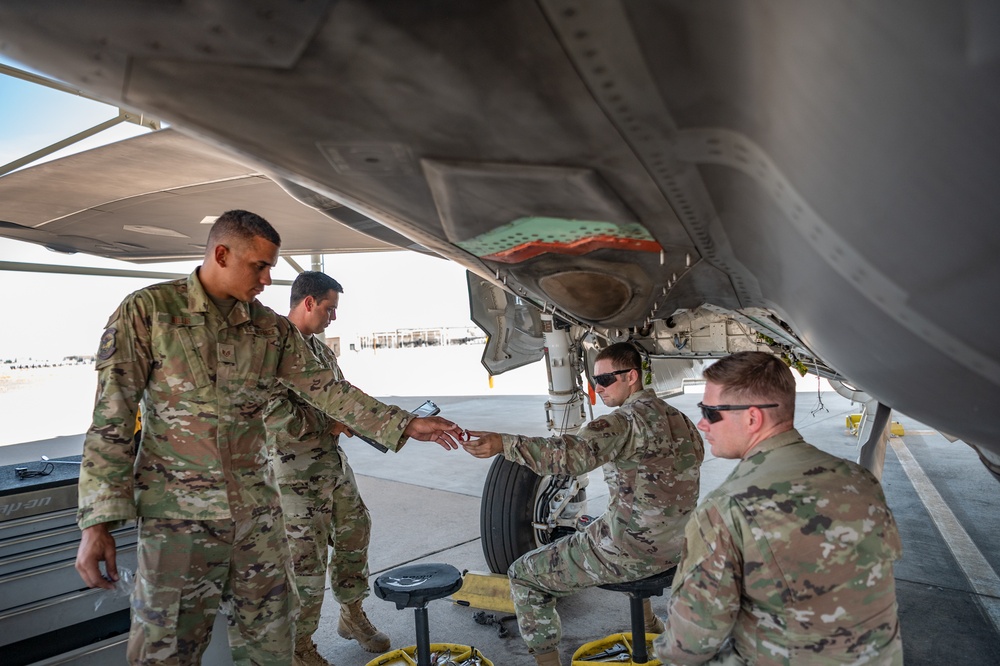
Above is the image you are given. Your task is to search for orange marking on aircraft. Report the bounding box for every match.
[483,236,662,263]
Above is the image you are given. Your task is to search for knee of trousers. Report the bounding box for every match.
[507,550,567,602]
[508,570,558,616]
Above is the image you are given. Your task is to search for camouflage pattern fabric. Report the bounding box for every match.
[127,513,296,666]
[266,334,373,638]
[502,389,704,652]
[79,271,413,528]
[654,429,903,666]
[79,271,415,661]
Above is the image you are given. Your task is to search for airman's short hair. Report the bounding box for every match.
[596,342,643,383]
[703,351,796,423]
[290,271,344,308]
[206,209,281,253]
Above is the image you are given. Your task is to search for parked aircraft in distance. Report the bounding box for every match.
[1,1,998,569]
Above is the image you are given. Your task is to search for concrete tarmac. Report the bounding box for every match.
[4,389,998,665]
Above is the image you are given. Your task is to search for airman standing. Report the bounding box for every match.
[74,210,462,665]
[266,271,390,665]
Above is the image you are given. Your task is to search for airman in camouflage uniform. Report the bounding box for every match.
[74,210,462,666]
[265,271,389,665]
[654,351,903,666]
[464,343,704,666]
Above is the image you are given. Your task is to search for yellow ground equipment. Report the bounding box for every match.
[366,643,493,666]
[450,571,515,614]
[846,413,904,437]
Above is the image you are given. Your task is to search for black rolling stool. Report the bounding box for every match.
[373,562,464,666]
[597,566,676,664]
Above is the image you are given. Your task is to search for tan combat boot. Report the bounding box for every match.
[644,597,665,634]
[533,649,563,666]
[337,600,391,653]
[293,636,333,666]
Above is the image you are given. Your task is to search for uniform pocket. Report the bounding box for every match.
[153,313,212,394]
[129,567,182,660]
[242,326,278,390]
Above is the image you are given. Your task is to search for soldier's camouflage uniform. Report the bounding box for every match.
[501,388,704,654]
[265,334,373,639]
[653,429,903,666]
[78,271,413,666]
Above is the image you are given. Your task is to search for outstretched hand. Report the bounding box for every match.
[461,430,504,458]
[403,416,465,450]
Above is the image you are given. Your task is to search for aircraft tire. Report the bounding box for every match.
[480,456,542,574]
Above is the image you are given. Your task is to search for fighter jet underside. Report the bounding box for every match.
[0,0,998,474]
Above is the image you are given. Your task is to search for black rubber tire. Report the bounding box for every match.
[480,456,543,574]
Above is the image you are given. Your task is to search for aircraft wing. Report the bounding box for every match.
[0,128,416,262]
[0,0,998,460]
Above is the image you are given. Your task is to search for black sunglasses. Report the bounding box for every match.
[593,368,637,388]
[697,402,779,423]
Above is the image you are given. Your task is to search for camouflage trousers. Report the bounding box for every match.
[509,526,663,653]
[128,512,296,666]
[654,641,745,666]
[275,445,372,639]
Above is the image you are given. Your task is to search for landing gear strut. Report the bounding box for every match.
[479,316,589,573]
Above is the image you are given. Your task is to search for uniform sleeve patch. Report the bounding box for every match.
[586,418,614,432]
[97,327,117,360]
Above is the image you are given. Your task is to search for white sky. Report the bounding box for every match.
[0,60,475,361]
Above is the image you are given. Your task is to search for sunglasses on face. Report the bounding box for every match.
[593,368,637,388]
[697,402,779,423]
